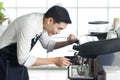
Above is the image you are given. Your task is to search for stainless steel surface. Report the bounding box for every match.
[68,65,94,79]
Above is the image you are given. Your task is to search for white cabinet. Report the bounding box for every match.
[28,66,69,80]
[28,70,48,80]
[47,69,68,80]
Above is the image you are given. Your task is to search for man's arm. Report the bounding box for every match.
[54,41,70,49]
[54,34,77,49]
[32,57,72,67]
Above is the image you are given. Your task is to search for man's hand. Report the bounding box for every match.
[54,57,72,68]
[67,34,77,44]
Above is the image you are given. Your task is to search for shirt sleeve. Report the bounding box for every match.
[39,31,56,52]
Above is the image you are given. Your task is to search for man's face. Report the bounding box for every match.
[47,22,67,36]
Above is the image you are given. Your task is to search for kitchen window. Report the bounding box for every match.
[1,0,120,61]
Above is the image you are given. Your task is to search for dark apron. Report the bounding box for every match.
[0,33,41,80]
[0,43,29,80]
[0,33,42,80]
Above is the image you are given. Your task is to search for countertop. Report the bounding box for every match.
[28,65,68,70]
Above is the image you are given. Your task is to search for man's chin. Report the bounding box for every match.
[48,33,53,36]
[48,33,57,36]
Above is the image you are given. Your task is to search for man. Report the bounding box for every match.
[0,5,77,80]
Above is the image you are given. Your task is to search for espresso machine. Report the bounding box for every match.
[67,40,97,80]
[67,38,120,80]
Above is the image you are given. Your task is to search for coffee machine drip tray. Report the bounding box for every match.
[68,65,94,80]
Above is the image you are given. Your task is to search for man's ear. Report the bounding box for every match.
[47,17,54,25]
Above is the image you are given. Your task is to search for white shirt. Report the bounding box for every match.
[0,13,56,67]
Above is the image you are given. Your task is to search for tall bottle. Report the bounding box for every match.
[106,18,120,39]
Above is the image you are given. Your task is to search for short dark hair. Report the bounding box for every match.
[44,5,72,24]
